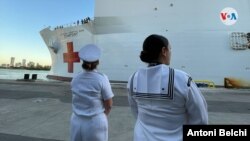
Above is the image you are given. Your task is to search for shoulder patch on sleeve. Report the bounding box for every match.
[130,71,137,95]
[187,76,192,87]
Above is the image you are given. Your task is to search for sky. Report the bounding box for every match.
[0,0,94,66]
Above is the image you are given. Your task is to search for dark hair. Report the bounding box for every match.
[247,33,250,41]
[140,34,169,63]
[82,61,99,71]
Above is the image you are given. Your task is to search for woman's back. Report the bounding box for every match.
[128,64,208,141]
[71,71,109,117]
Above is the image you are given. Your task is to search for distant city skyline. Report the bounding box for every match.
[1,56,50,67]
[0,0,94,66]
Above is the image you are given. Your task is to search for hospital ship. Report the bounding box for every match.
[40,0,250,87]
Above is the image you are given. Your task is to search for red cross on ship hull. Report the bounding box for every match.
[63,42,80,73]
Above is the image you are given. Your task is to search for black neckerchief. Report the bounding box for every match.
[148,62,162,67]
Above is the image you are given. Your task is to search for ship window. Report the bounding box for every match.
[230,32,248,50]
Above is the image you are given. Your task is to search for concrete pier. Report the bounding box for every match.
[0,79,249,141]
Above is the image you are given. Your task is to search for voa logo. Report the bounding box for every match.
[220,7,238,26]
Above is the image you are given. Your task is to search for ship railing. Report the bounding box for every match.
[52,17,92,30]
[230,32,249,50]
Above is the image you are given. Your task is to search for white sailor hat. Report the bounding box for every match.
[79,44,101,62]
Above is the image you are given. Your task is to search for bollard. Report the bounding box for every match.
[32,74,37,80]
[24,74,29,80]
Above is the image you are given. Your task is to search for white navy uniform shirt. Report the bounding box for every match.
[127,64,208,141]
[71,70,114,117]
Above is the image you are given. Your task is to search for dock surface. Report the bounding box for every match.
[0,79,250,141]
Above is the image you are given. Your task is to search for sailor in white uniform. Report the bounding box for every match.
[70,44,114,141]
[127,34,208,141]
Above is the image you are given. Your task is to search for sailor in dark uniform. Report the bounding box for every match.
[127,34,208,141]
[70,44,114,141]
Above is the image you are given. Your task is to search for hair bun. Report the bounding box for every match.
[140,50,153,63]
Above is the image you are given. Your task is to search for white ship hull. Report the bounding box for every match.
[40,0,250,87]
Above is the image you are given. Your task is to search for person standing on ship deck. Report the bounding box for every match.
[70,44,114,141]
[127,34,208,141]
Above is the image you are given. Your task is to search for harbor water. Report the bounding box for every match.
[0,68,50,81]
